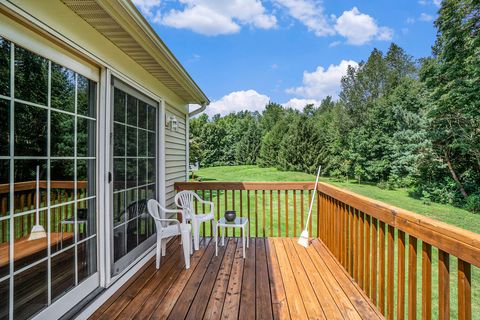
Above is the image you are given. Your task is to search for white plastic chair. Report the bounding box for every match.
[175,191,217,251]
[147,199,192,269]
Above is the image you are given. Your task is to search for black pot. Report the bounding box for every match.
[225,210,236,222]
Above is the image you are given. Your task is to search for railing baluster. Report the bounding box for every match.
[300,190,304,238]
[209,189,213,237]
[262,190,266,237]
[379,221,386,315]
[397,230,406,320]
[202,190,206,236]
[371,217,378,304]
[316,189,320,238]
[408,236,417,320]
[269,190,273,237]
[247,190,251,238]
[457,259,471,320]
[224,189,228,237]
[353,208,359,283]
[308,190,312,237]
[365,214,371,297]
[359,211,365,290]
[293,190,297,237]
[254,190,258,237]
[438,249,450,320]
[284,190,288,237]
[348,205,354,275]
[422,242,432,320]
[387,225,395,319]
[277,190,281,237]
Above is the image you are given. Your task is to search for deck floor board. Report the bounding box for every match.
[90,237,383,320]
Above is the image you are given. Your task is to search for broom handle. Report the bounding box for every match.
[36,165,40,225]
[304,165,321,230]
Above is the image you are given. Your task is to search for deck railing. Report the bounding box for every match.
[0,181,87,242]
[175,181,480,320]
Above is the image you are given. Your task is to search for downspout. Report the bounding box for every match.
[189,102,208,117]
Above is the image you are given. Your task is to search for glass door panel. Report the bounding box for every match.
[0,37,98,320]
[111,82,157,276]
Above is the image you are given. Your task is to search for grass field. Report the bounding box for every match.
[193,165,480,319]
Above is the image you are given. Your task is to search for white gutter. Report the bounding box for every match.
[189,102,208,117]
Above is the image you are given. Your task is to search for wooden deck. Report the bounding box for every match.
[90,237,383,320]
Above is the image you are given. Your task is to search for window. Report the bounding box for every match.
[0,37,97,320]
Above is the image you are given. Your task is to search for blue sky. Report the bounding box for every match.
[133,0,440,115]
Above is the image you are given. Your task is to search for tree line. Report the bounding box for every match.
[190,0,479,213]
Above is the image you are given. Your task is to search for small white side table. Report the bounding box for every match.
[215,217,249,258]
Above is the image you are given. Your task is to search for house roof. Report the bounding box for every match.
[61,0,209,105]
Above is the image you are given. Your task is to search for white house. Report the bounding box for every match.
[0,1,208,319]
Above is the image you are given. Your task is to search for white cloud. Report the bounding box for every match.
[160,0,277,36]
[273,0,334,36]
[433,0,442,7]
[334,7,393,45]
[287,60,358,100]
[282,98,320,110]
[133,0,161,17]
[406,17,416,24]
[419,13,434,22]
[206,90,270,116]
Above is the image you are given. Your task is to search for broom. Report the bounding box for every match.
[298,165,321,248]
[28,165,47,240]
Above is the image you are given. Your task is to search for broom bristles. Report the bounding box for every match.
[28,225,47,241]
[297,230,309,248]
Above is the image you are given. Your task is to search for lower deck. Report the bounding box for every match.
[90,237,383,319]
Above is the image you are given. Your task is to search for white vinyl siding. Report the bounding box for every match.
[165,103,187,207]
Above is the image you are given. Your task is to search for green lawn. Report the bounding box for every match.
[193,165,480,319]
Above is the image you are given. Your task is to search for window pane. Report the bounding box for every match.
[51,204,74,254]
[77,159,96,199]
[126,95,137,126]
[0,220,9,279]
[14,103,47,156]
[147,158,156,184]
[0,160,9,217]
[113,88,125,123]
[14,211,47,270]
[50,63,75,113]
[138,159,147,186]
[77,117,96,157]
[113,158,125,192]
[126,159,137,188]
[126,220,137,253]
[14,46,48,106]
[0,38,10,97]
[113,226,126,262]
[0,99,9,156]
[126,189,138,220]
[78,237,97,283]
[50,110,75,157]
[14,160,47,213]
[138,129,147,157]
[148,132,156,157]
[113,123,125,157]
[138,101,148,129]
[51,159,75,208]
[51,248,75,301]
[78,198,95,239]
[113,192,126,226]
[127,126,137,157]
[14,261,48,319]
[147,105,156,131]
[77,75,96,118]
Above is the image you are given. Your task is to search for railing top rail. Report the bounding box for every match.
[175,181,316,191]
[0,180,86,194]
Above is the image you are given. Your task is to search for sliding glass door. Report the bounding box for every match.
[111,79,156,276]
[0,37,98,320]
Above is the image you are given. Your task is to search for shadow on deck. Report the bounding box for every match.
[90,237,383,319]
